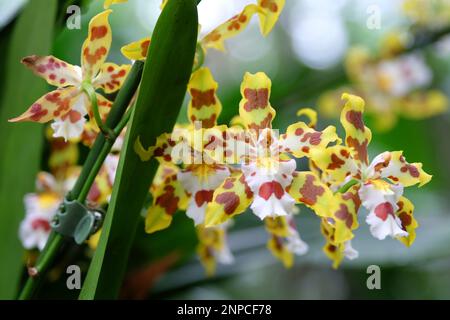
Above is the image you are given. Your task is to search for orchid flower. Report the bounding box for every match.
[121,0,285,61]
[205,71,339,227]
[9,10,131,141]
[311,93,430,246]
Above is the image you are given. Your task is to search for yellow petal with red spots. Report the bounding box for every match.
[340,93,372,166]
[280,122,338,158]
[380,151,431,187]
[257,0,285,36]
[288,171,338,219]
[395,196,418,247]
[187,67,222,128]
[265,216,290,238]
[121,37,151,61]
[239,72,276,132]
[146,165,188,234]
[21,55,82,88]
[332,185,360,243]
[267,235,293,268]
[81,10,113,80]
[9,87,80,123]
[205,172,253,227]
[322,240,344,269]
[93,63,131,93]
[104,0,127,9]
[196,226,230,276]
[310,145,359,186]
[201,4,261,52]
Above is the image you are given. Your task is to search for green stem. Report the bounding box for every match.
[77,140,114,203]
[17,61,144,300]
[81,82,116,140]
[336,179,359,194]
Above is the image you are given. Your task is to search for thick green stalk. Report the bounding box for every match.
[79,0,199,299]
[17,62,144,300]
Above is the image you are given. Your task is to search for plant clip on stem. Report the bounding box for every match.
[51,199,103,245]
[17,61,144,300]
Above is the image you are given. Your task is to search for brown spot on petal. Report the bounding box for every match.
[346,110,364,131]
[216,192,240,214]
[244,88,269,112]
[299,175,325,205]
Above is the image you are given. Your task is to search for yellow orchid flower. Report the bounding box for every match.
[122,1,285,61]
[10,10,131,141]
[205,71,339,229]
[311,93,429,248]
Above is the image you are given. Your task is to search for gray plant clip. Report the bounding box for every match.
[51,198,104,245]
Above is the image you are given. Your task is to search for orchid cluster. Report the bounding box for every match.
[12,0,433,277]
[318,0,450,132]
[142,68,431,271]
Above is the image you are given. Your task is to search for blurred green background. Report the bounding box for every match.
[1,0,450,299]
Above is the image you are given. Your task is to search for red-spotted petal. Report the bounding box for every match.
[205,172,253,227]
[340,93,372,166]
[377,151,432,187]
[288,171,338,219]
[239,72,276,132]
[21,55,82,88]
[280,122,338,158]
[145,164,189,233]
[187,67,222,129]
[81,10,112,79]
[201,4,261,52]
[93,63,131,93]
[257,0,285,36]
[121,37,151,61]
[9,87,80,123]
[395,196,418,247]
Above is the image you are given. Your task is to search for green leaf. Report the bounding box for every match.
[0,0,58,299]
[79,0,199,299]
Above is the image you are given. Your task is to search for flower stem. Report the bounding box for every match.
[336,179,359,194]
[81,82,116,140]
[17,61,144,300]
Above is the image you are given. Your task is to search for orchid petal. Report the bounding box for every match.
[9,87,80,123]
[239,72,276,132]
[340,93,372,166]
[21,55,82,87]
[257,0,285,36]
[81,10,113,80]
[201,4,261,52]
[121,37,151,61]
[205,172,253,227]
[187,67,222,128]
[93,63,131,93]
